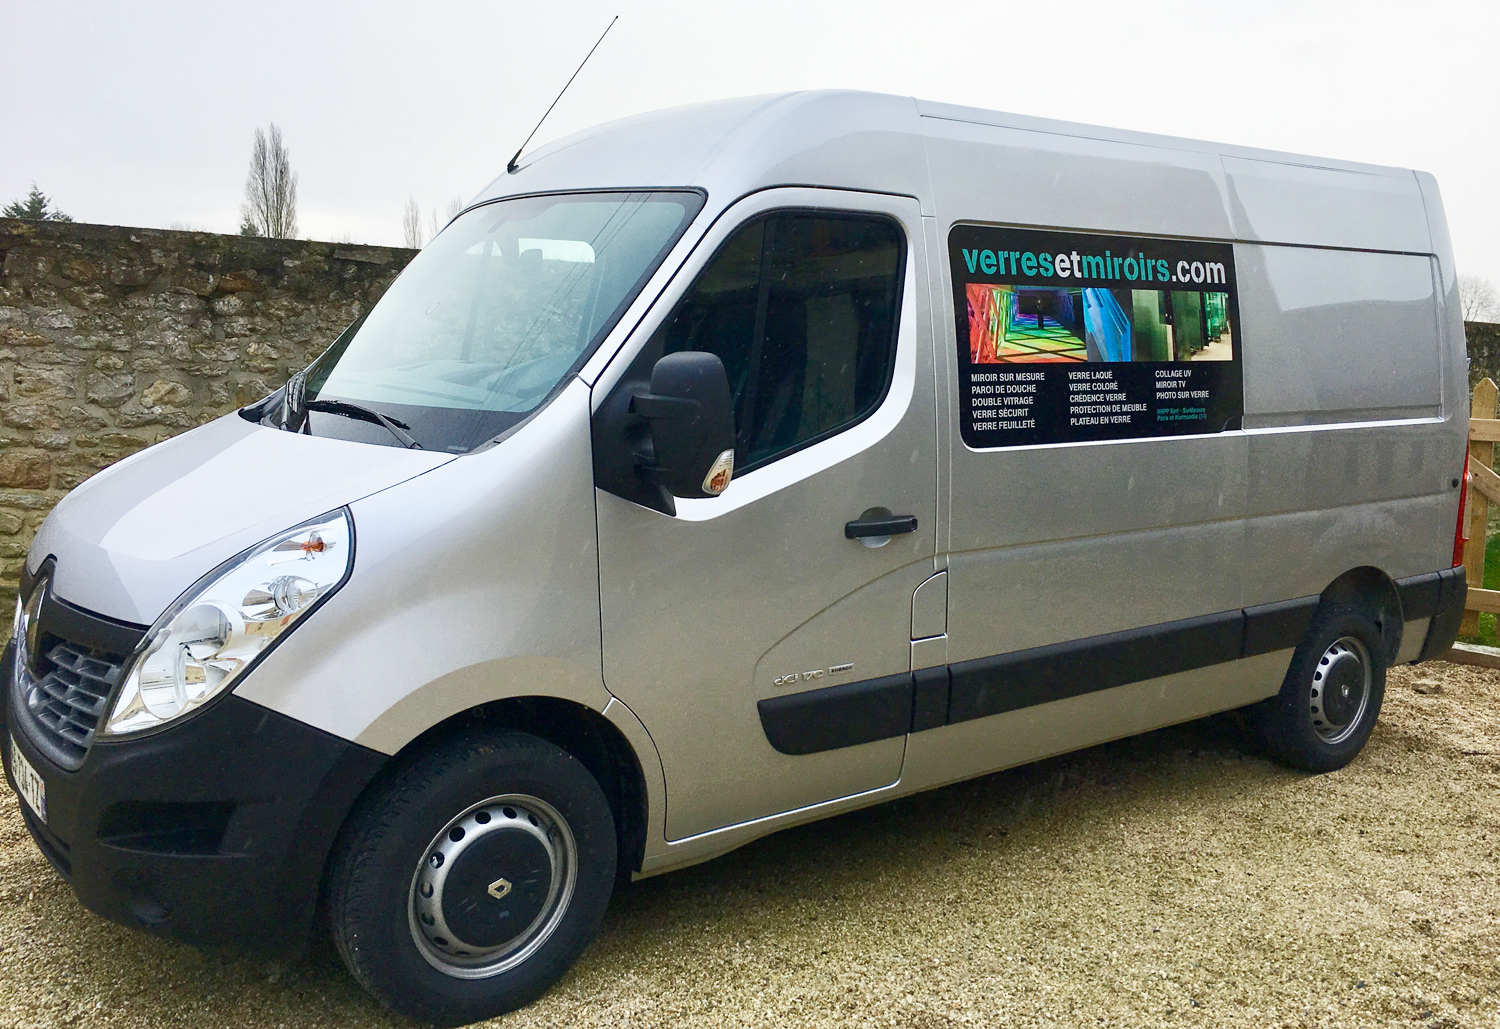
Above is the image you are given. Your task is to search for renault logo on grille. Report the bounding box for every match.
[487,878,512,901]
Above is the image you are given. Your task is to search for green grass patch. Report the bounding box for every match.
[1455,535,1500,647]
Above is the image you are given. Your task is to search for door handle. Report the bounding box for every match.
[845,509,919,540]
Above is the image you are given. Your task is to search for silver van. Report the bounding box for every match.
[2,91,1469,1025]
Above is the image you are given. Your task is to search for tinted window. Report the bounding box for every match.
[653,212,904,469]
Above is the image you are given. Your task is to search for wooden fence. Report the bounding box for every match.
[1461,377,1500,634]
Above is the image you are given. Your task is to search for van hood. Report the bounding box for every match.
[28,414,455,625]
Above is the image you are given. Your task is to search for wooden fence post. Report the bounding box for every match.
[1461,378,1498,636]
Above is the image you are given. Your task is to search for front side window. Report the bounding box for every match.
[302,190,701,452]
[652,211,905,470]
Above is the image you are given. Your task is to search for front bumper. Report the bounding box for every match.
[2,637,386,957]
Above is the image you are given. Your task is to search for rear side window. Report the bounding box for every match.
[653,211,905,470]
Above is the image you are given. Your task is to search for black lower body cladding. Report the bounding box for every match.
[1397,565,1466,660]
[948,609,1246,724]
[758,672,913,755]
[758,567,1467,756]
[1,687,387,957]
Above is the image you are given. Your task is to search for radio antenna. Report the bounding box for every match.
[507,15,619,174]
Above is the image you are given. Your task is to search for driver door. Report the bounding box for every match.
[592,189,938,841]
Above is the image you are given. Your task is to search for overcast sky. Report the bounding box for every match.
[6,0,1499,286]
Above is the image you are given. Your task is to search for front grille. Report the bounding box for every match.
[24,642,121,762]
[10,574,147,771]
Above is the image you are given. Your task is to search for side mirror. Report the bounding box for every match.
[631,352,736,500]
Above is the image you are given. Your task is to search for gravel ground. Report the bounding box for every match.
[2,661,1497,1029]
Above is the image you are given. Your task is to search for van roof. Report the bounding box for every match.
[475,90,1437,254]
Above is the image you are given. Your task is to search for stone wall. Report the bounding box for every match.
[0,218,416,596]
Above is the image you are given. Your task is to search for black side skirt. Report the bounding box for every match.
[758,566,1464,756]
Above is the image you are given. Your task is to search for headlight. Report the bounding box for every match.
[11,593,22,645]
[100,509,353,738]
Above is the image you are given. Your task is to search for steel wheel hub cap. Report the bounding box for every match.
[1309,636,1371,745]
[408,795,576,979]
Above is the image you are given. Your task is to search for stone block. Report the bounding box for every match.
[107,259,159,287]
[0,511,23,535]
[86,371,135,406]
[0,490,65,510]
[14,365,80,400]
[218,271,261,293]
[4,331,55,348]
[140,378,192,408]
[2,402,57,429]
[0,452,51,489]
[33,310,76,330]
[59,257,104,283]
[76,432,152,450]
[66,405,110,430]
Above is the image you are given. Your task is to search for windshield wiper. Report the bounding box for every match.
[305,398,423,449]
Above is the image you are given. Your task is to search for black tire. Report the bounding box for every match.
[1256,604,1387,773]
[327,730,616,1026]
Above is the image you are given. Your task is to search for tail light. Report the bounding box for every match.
[1453,450,1471,568]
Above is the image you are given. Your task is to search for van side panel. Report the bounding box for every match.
[942,451,1247,661]
[1236,243,1457,600]
[911,119,1460,799]
[1237,246,1442,427]
[920,117,1234,240]
[1223,157,1431,253]
[921,120,1247,669]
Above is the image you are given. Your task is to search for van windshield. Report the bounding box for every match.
[299,190,700,452]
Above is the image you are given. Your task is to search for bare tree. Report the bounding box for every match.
[403,196,424,249]
[240,124,299,239]
[402,195,466,249]
[1459,273,1499,323]
[426,196,466,243]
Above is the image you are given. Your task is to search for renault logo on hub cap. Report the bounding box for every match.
[487,878,512,901]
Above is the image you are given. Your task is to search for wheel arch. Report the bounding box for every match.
[1317,565,1403,662]
[323,695,654,905]
[412,696,650,876]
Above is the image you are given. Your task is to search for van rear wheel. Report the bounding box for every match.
[327,730,616,1026]
[1257,605,1387,773]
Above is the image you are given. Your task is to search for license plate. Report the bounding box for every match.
[9,737,46,824]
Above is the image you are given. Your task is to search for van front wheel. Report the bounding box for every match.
[327,730,616,1026]
[1257,605,1387,773]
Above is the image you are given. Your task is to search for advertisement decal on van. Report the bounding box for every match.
[949,226,1243,449]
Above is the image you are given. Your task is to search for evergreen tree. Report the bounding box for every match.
[2,184,73,222]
